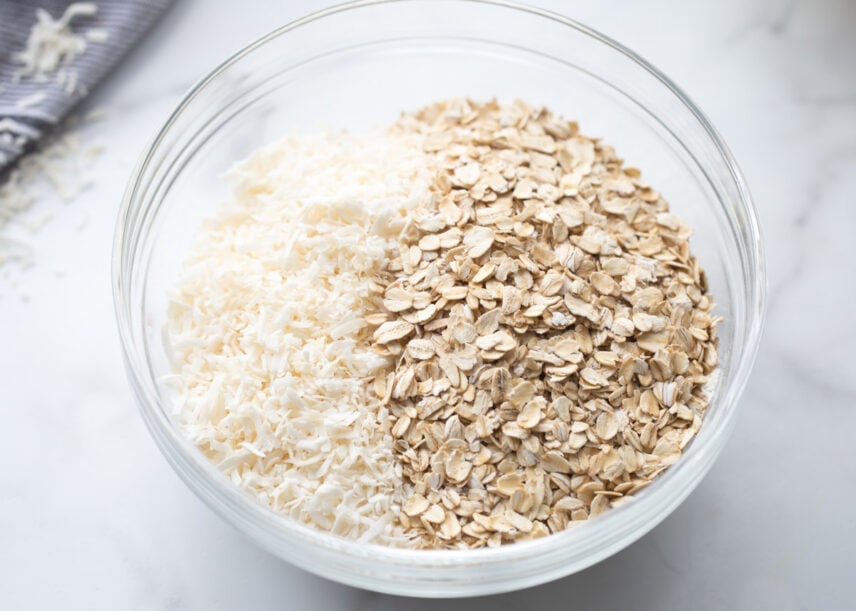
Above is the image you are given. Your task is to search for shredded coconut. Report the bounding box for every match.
[13,2,103,88]
[0,125,102,268]
[166,131,432,545]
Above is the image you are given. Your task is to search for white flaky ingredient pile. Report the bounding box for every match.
[166,131,432,545]
[14,2,103,86]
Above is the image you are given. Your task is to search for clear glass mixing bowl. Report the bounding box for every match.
[113,0,765,597]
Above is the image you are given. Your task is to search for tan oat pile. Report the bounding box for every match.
[370,99,719,549]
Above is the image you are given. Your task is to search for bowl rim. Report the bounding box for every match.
[113,0,766,573]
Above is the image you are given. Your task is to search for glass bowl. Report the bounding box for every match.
[113,0,765,597]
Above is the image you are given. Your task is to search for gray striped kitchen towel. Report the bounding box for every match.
[0,0,173,171]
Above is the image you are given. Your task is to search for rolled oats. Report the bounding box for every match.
[373,99,719,549]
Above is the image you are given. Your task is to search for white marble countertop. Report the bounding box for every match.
[1,0,854,609]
